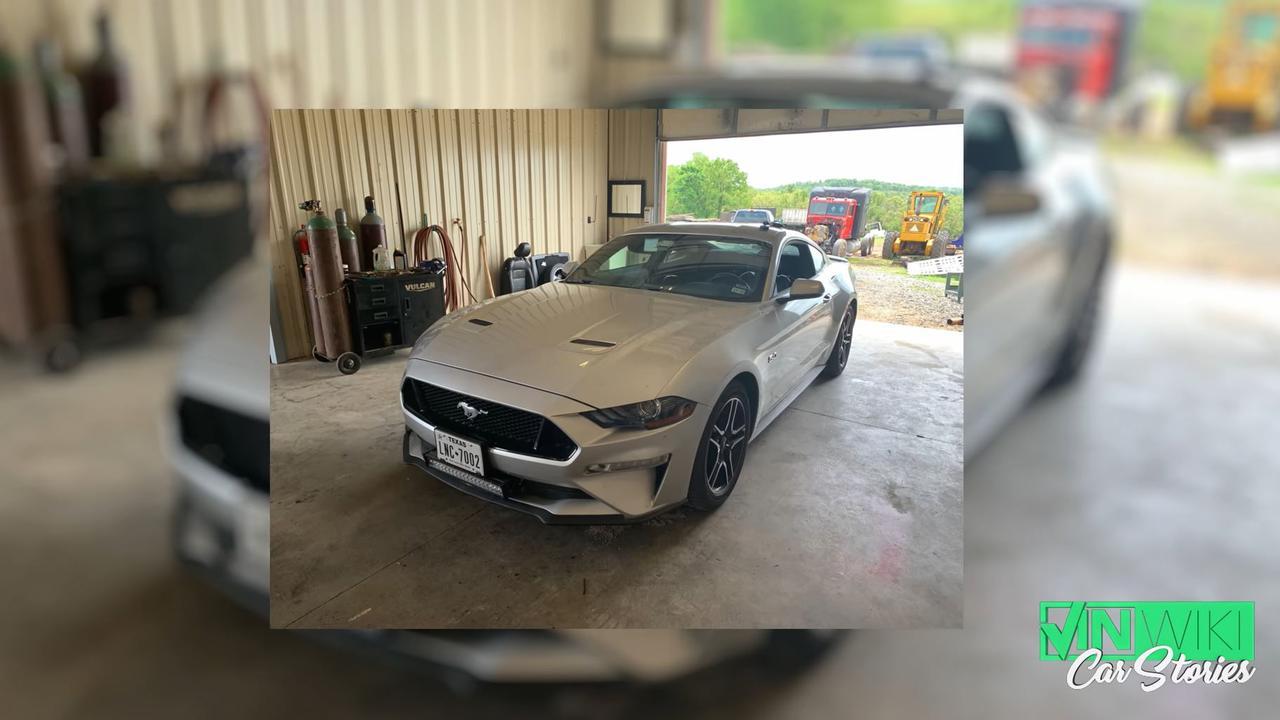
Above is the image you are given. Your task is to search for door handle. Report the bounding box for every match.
[821,294,832,303]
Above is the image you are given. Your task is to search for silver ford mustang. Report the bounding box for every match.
[170,259,842,685]
[401,222,857,523]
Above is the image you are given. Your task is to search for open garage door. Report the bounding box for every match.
[658,108,963,141]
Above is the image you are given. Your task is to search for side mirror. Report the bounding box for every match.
[777,278,825,303]
[980,178,1042,217]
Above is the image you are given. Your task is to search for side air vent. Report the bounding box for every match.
[569,338,615,348]
[468,318,493,326]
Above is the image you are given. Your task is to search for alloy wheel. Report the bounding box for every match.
[705,396,749,496]
[837,312,853,367]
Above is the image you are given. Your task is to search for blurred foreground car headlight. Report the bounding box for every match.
[583,397,696,430]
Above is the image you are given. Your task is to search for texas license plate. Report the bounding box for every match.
[435,430,485,476]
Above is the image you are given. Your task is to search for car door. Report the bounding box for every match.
[758,240,830,411]
[962,99,1075,453]
[798,241,838,365]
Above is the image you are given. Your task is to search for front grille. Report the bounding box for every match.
[177,395,268,493]
[402,378,578,461]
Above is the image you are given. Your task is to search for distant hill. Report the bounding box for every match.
[761,178,962,195]
[744,178,964,237]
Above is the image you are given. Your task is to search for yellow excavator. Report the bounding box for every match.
[883,190,951,259]
[1187,1,1280,131]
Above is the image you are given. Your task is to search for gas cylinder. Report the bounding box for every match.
[82,11,128,159]
[291,224,308,271]
[34,39,89,171]
[0,41,70,347]
[358,195,385,271]
[301,259,326,359]
[335,208,361,272]
[300,200,351,358]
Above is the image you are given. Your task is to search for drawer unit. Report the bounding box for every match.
[343,270,446,357]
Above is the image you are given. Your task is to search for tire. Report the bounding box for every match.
[881,231,898,259]
[687,381,753,512]
[820,305,855,379]
[337,351,362,375]
[930,232,947,258]
[1043,266,1103,390]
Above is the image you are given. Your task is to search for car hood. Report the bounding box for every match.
[175,258,268,419]
[411,282,755,408]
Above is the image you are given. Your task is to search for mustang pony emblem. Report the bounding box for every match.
[457,401,488,421]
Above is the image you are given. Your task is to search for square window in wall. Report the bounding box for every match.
[608,180,645,218]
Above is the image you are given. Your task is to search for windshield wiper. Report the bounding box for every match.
[561,278,594,285]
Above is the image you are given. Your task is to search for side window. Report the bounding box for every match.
[805,243,825,273]
[964,103,1024,192]
[1013,106,1053,168]
[776,241,818,293]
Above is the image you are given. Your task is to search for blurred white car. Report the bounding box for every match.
[166,258,840,684]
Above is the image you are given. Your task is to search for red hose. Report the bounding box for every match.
[411,223,475,312]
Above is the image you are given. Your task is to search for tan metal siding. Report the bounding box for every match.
[268,108,639,361]
[607,109,659,238]
[5,0,596,145]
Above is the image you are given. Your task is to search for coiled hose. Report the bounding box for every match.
[411,223,475,312]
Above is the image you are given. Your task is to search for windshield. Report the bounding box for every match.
[733,210,770,223]
[809,201,848,215]
[914,195,940,214]
[564,234,772,302]
[1243,12,1279,45]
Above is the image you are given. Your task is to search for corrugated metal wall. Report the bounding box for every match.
[271,108,657,361]
[4,0,596,135]
[606,109,659,238]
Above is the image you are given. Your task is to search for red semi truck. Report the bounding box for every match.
[806,187,871,251]
[1016,0,1139,115]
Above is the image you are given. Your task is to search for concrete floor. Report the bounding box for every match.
[269,319,964,629]
[7,262,1277,719]
[5,153,1277,718]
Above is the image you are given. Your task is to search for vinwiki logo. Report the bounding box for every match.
[1040,601,1256,691]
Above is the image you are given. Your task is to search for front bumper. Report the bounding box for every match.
[401,359,709,522]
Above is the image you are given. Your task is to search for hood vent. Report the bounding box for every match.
[570,338,615,348]
[468,318,493,327]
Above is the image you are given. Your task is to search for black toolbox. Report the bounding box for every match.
[335,269,445,373]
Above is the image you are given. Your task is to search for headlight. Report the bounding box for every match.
[582,396,696,430]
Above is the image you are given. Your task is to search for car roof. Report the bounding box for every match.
[619,222,806,246]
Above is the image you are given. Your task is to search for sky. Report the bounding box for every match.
[664,124,964,189]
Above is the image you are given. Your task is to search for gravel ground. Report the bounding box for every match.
[851,267,963,331]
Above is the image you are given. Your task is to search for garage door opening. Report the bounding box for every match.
[660,124,965,330]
